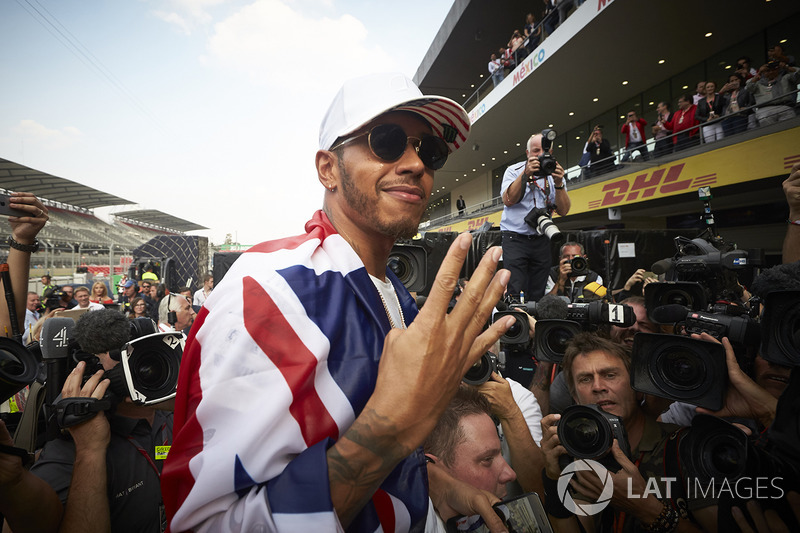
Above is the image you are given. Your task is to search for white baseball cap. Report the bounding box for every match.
[319,72,471,155]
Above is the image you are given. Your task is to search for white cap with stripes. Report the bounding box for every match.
[319,72,471,156]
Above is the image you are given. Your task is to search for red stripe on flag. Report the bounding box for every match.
[373,489,396,533]
[162,306,210,532]
[242,276,339,446]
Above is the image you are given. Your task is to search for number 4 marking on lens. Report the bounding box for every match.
[607,304,624,324]
[51,327,69,348]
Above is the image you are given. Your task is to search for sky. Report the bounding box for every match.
[0,0,455,246]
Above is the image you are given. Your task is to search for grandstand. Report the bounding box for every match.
[413,0,800,273]
[0,157,206,277]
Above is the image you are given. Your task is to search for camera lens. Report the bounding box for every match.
[387,255,411,282]
[558,405,617,460]
[133,352,171,392]
[563,415,602,454]
[663,289,693,307]
[657,348,706,391]
[463,352,496,385]
[709,442,745,478]
[546,325,573,357]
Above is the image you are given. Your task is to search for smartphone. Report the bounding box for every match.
[445,492,554,533]
[0,194,29,217]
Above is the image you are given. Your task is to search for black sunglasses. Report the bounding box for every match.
[330,123,449,170]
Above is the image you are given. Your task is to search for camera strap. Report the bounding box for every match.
[54,397,112,428]
[529,176,550,207]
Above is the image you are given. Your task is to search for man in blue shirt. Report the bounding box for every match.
[500,133,571,301]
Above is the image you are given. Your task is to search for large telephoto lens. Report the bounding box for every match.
[537,215,562,242]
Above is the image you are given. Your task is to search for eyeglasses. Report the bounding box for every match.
[330,123,449,170]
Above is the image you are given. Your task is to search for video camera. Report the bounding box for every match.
[42,312,183,429]
[535,301,635,363]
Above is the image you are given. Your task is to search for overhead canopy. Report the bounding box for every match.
[115,209,207,232]
[0,157,133,209]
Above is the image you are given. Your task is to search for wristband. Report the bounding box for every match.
[554,185,564,190]
[645,500,680,533]
[542,469,573,519]
[7,236,39,253]
[789,219,800,226]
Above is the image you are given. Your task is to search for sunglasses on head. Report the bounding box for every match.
[330,123,449,170]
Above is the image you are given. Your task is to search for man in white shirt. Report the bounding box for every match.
[192,274,213,306]
[158,293,196,333]
[74,286,104,311]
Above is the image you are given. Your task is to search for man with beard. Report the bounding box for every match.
[162,73,515,533]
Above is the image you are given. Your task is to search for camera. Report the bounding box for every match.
[387,243,427,293]
[0,337,39,405]
[534,319,582,363]
[535,302,634,363]
[42,287,66,310]
[668,414,749,485]
[463,352,504,386]
[558,404,631,472]
[645,281,707,319]
[683,311,759,346]
[534,128,558,177]
[494,309,533,346]
[524,207,562,243]
[759,290,800,367]
[631,333,727,410]
[569,256,589,277]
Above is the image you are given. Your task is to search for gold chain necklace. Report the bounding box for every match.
[333,220,406,329]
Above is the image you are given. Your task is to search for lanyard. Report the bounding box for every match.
[125,422,169,479]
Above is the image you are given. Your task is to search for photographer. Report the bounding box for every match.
[29,310,173,533]
[544,242,604,302]
[424,386,517,530]
[501,132,571,302]
[585,125,614,177]
[539,333,716,532]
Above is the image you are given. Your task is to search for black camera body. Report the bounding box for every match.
[558,404,631,472]
[533,128,558,177]
[684,311,760,346]
[569,256,589,277]
[631,333,727,410]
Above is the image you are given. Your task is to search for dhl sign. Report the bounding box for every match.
[585,163,717,209]
[569,126,800,216]
[423,127,799,232]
